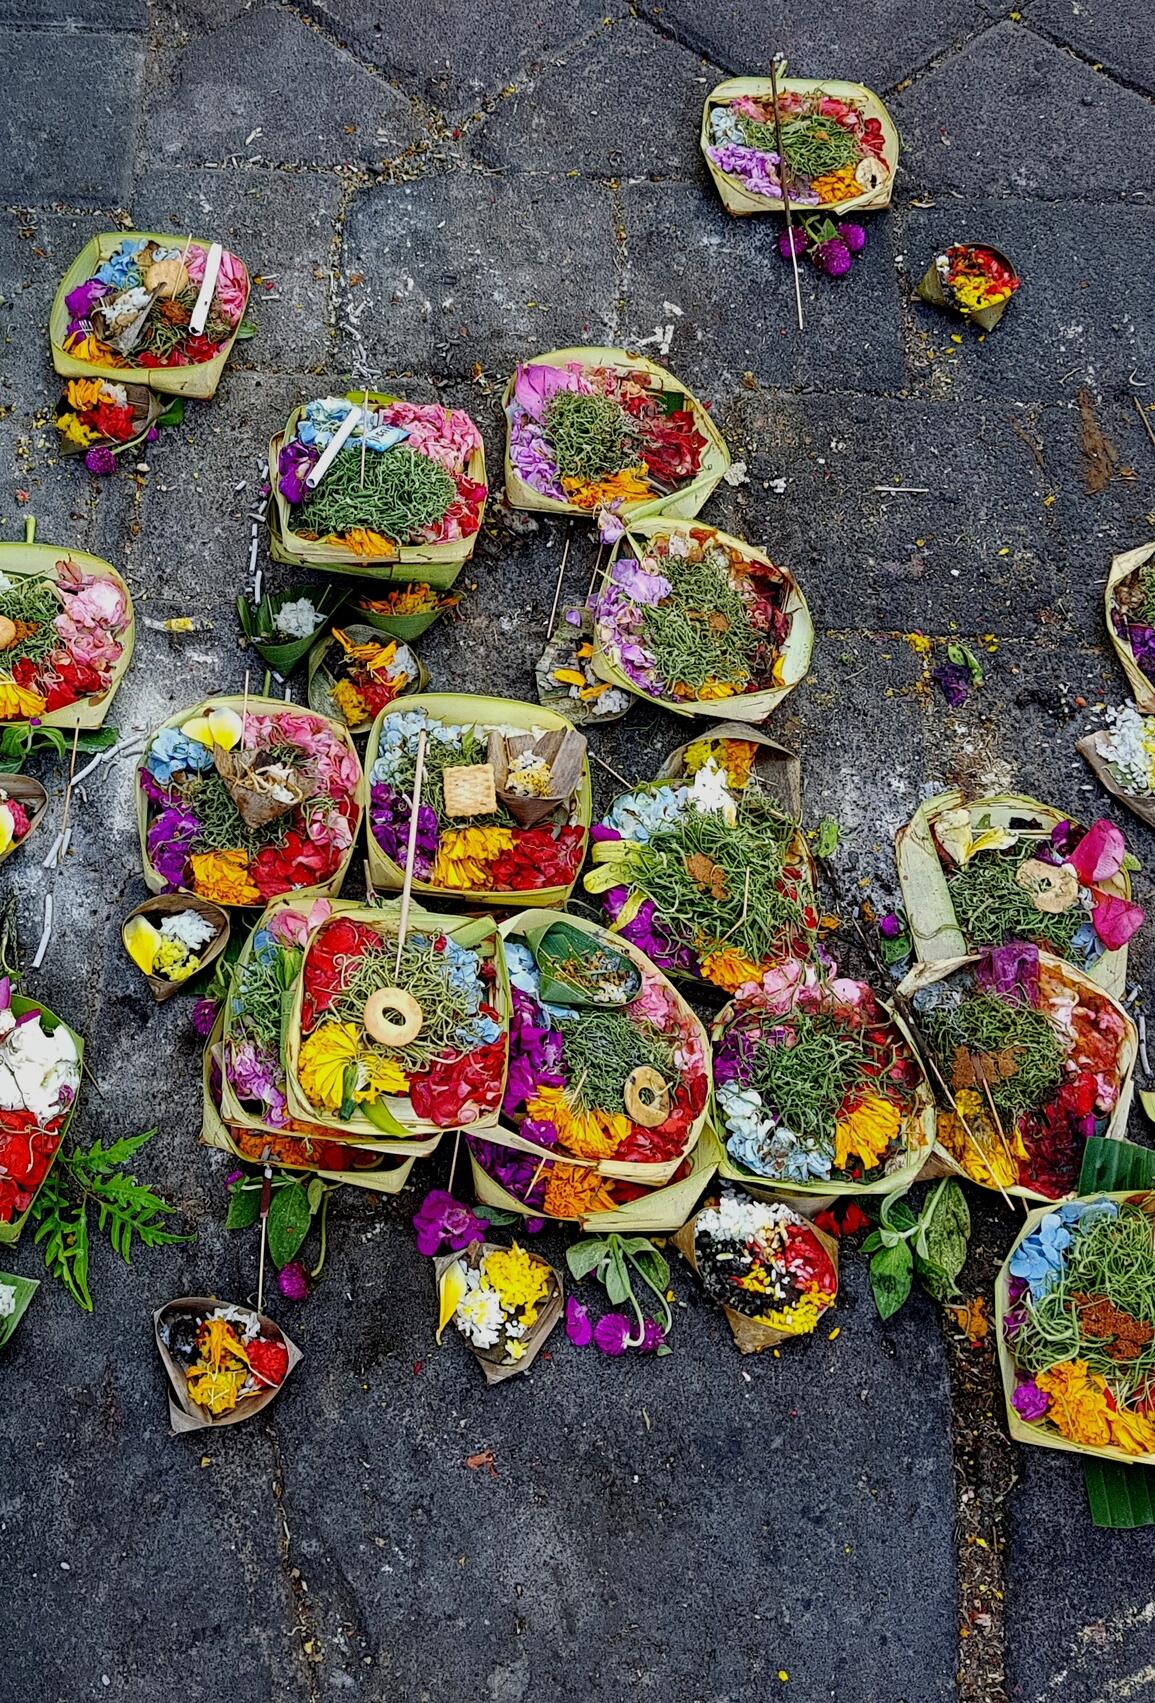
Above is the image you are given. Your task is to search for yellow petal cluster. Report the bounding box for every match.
[189,848,260,906]
[833,1095,902,1171]
[57,411,99,447]
[430,826,515,891]
[331,679,370,725]
[1035,1360,1155,1456]
[484,1243,549,1324]
[699,945,763,994]
[760,1283,835,1337]
[936,1086,1023,1189]
[336,527,397,558]
[561,468,653,509]
[0,677,47,720]
[526,1083,629,1158]
[356,1049,409,1101]
[298,1022,359,1110]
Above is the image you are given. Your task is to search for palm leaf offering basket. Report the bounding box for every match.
[502,346,731,522]
[896,789,1136,1000]
[268,392,487,579]
[0,519,134,730]
[49,230,250,399]
[592,516,814,721]
[700,75,899,218]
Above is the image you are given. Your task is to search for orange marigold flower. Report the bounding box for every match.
[189,848,261,906]
[542,1160,617,1219]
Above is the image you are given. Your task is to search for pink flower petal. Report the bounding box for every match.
[1067,818,1125,884]
[1092,891,1145,951]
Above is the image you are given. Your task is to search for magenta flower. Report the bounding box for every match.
[278,439,319,505]
[412,1188,486,1257]
[638,1319,667,1354]
[191,997,219,1038]
[1011,1379,1050,1422]
[278,1260,310,1302]
[85,445,117,476]
[513,361,586,420]
[65,278,108,318]
[566,1296,593,1347]
[593,1312,632,1356]
[878,912,903,940]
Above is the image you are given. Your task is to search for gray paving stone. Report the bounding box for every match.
[470,17,719,178]
[0,27,143,204]
[337,172,620,379]
[618,183,908,397]
[1028,0,1155,99]
[130,167,344,370]
[0,0,145,24]
[892,21,1155,198]
[902,201,1155,403]
[147,5,426,167]
[306,0,622,104]
[270,1190,957,1703]
[1006,1450,1155,1702]
[633,0,989,87]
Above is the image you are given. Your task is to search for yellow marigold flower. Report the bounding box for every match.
[561,467,653,510]
[699,945,764,994]
[335,527,397,558]
[484,1243,549,1313]
[692,678,743,701]
[936,1087,1022,1188]
[153,938,199,982]
[0,676,47,720]
[331,678,370,725]
[526,1083,630,1158]
[56,410,99,447]
[430,825,514,891]
[65,378,106,411]
[189,848,261,906]
[1106,1405,1155,1457]
[542,1161,616,1220]
[298,1022,360,1111]
[833,1095,902,1171]
[1035,1361,1113,1450]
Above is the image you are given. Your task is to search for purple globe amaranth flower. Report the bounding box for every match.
[594,1312,633,1356]
[524,1217,545,1235]
[778,227,808,260]
[566,1296,593,1347]
[277,1260,310,1302]
[191,997,219,1038]
[412,1188,486,1257]
[370,783,437,877]
[815,237,853,279]
[225,1169,245,1187]
[147,803,201,889]
[878,912,903,940]
[638,1319,667,1354]
[85,445,117,476]
[1011,1379,1050,1422]
[1128,623,1155,684]
[837,221,868,254]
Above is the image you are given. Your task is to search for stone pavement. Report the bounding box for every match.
[1,3,1154,1699]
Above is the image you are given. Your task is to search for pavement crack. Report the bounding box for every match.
[269,1422,325,1703]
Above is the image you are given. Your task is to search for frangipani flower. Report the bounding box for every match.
[182,706,244,750]
[935,806,1014,867]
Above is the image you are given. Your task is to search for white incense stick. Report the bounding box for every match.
[189,241,222,335]
[360,387,371,487]
[305,405,364,491]
[394,729,428,976]
[546,528,572,634]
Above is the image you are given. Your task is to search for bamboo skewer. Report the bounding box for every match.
[546,527,573,635]
[394,729,428,976]
[1134,395,1155,458]
[256,1144,273,1314]
[769,54,804,333]
[586,543,605,604]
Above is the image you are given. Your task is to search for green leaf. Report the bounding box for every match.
[31,1178,92,1312]
[156,397,186,427]
[860,1230,882,1254]
[234,319,258,342]
[306,1178,326,1215]
[267,1181,311,1269]
[631,1248,670,1294]
[946,640,984,688]
[603,1243,632,1307]
[1085,1458,1155,1530]
[360,1099,410,1137]
[226,1181,261,1230]
[73,1130,157,1175]
[566,1237,606,1282]
[0,1269,39,1348]
[476,1207,519,1227]
[655,1342,672,1356]
[869,1240,913,1321]
[916,1179,970,1294]
[813,817,840,859]
[879,927,913,967]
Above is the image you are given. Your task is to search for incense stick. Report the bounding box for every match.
[256,1145,273,1314]
[769,54,804,333]
[586,542,605,604]
[546,527,572,635]
[360,385,371,487]
[394,729,428,976]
